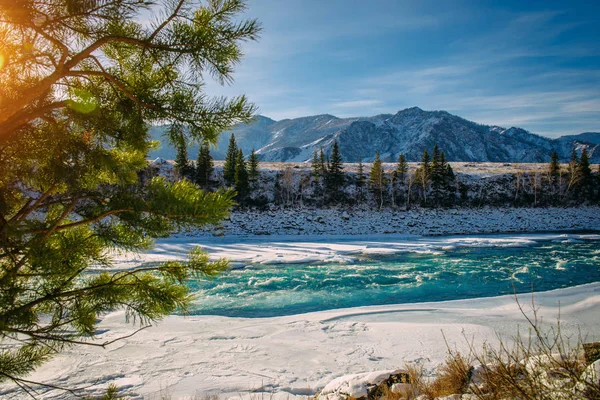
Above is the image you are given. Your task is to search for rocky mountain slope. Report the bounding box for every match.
[149,107,600,163]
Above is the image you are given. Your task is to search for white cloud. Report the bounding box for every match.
[331,100,383,108]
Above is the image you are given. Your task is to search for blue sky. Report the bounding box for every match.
[204,0,600,138]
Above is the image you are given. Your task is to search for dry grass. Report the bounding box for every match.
[459,294,599,400]
[423,353,472,399]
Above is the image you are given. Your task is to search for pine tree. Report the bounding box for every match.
[319,147,326,175]
[224,133,238,185]
[395,153,408,183]
[421,148,431,177]
[357,157,366,188]
[248,149,260,184]
[369,152,387,209]
[568,147,579,179]
[195,142,214,188]
[174,133,193,179]
[430,145,444,204]
[325,140,345,203]
[234,149,249,201]
[549,151,560,181]
[441,152,454,182]
[578,148,591,180]
[576,147,592,200]
[547,151,561,203]
[440,151,456,205]
[312,150,322,180]
[416,148,432,204]
[0,0,259,388]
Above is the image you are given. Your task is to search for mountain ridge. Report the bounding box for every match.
[149,107,600,163]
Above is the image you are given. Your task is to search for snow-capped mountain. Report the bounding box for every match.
[149,107,600,163]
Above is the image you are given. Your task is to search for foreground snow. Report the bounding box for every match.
[2,231,600,400]
[2,283,599,400]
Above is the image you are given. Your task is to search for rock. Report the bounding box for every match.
[584,342,600,363]
[575,359,600,395]
[390,382,412,394]
[317,369,410,400]
[468,364,487,388]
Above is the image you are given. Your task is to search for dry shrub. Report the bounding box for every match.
[463,294,600,399]
[375,383,405,400]
[389,293,600,399]
[427,352,472,398]
[403,353,472,400]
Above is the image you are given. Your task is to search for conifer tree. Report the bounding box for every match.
[0,0,260,389]
[568,147,579,179]
[319,147,327,175]
[431,145,441,170]
[195,142,214,189]
[392,153,408,208]
[395,153,408,183]
[224,134,238,185]
[430,145,443,202]
[174,133,193,179]
[549,151,560,181]
[441,152,454,182]
[234,149,249,201]
[312,150,322,180]
[355,158,366,204]
[421,148,431,177]
[248,149,260,184]
[416,148,432,204]
[547,151,561,202]
[578,148,591,180]
[440,151,456,205]
[357,158,366,188]
[576,147,592,200]
[369,152,387,209]
[325,140,345,203]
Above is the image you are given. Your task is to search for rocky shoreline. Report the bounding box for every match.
[179,206,600,237]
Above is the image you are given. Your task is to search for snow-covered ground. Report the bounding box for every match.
[3,282,599,400]
[182,206,600,237]
[2,232,600,400]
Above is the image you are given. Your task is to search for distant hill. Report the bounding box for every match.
[149,107,600,163]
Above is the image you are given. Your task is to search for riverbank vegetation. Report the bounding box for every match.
[166,139,600,209]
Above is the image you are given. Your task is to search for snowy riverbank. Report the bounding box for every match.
[181,206,600,237]
[2,283,599,400]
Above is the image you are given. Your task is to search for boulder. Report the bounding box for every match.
[584,342,600,364]
[575,359,600,396]
[317,369,410,400]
